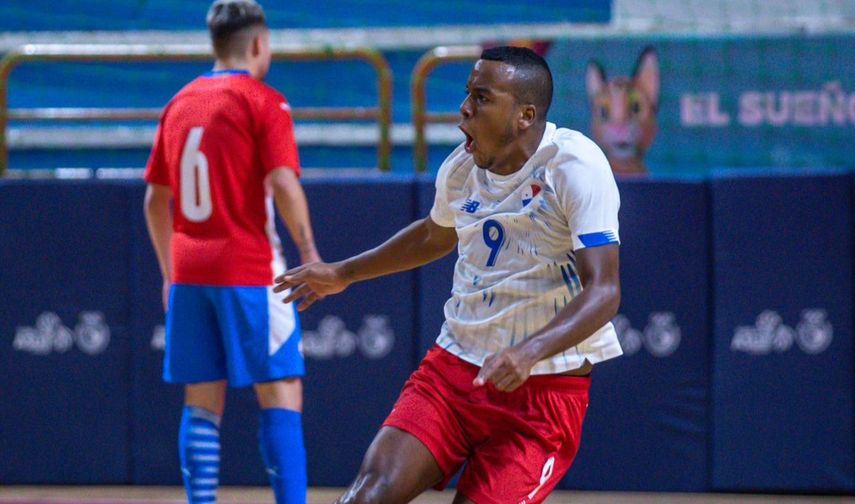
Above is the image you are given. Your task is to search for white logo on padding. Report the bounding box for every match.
[731,309,833,355]
[614,312,681,357]
[74,312,111,355]
[13,311,111,355]
[358,315,395,359]
[613,315,642,355]
[303,315,395,360]
[151,325,166,351]
[796,310,834,354]
[644,312,681,357]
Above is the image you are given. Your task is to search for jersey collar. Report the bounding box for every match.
[484,122,557,185]
[203,69,251,78]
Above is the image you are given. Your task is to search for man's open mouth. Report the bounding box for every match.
[460,125,474,153]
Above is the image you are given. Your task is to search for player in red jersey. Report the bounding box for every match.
[143,1,317,503]
[275,47,622,504]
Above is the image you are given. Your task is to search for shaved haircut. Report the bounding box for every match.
[480,46,554,120]
[207,0,267,59]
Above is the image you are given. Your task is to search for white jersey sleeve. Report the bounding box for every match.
[549,133,621,250]
[429,143,466,228]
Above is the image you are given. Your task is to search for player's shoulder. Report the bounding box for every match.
[252,81,295,121]
[169,76,207,103]
[229,77,285,105]
[544,127,613,181]
[159,77,208,121]
[254,79,287,101]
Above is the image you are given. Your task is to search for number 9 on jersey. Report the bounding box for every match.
[482,219,505,267]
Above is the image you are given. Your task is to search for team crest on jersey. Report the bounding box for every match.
[522,184,542,207]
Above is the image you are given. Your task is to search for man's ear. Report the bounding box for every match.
[250,33,262,58]
[519,104,537,130]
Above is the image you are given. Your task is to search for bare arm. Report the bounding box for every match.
[268,168,320,264]
[273,216,458,311]
[144,183,173,311]
[336,216,457,284]
[475,244,621,391]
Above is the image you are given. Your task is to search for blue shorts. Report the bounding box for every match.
[163,284,303,388]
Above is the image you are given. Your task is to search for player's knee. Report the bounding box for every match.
[184,381,227,416]
[254,378,302,410]
[339,472,395,504]
[358,479,394,504]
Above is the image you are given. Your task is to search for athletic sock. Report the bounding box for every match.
[179,406,222,504]
[259,408,307,504]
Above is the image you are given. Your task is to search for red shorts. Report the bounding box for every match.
[383,345,590,504]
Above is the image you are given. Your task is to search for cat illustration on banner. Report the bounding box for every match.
[585,46,660,176]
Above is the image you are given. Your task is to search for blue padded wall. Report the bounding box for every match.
[711,171,854,492]
[0,181,133,483]
[563,180,711,491]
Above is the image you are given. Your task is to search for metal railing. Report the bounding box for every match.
[410,45,480,173]
[0,43,393,175]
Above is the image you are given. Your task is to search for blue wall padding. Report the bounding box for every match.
[563,180,710,491]
[710,172,854,492]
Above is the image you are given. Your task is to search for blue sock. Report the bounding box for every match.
[259,408,307,504]
[179,406,221,504]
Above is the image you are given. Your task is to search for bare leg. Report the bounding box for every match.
[184,380,227,415]
[254,377,303,411]
[336,426,445,504]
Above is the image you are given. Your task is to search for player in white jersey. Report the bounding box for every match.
[274,46,622,504]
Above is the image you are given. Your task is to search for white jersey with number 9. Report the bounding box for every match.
[429,122,623,375]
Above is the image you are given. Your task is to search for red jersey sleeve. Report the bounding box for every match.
[258,90,300,176]
[144,122,171,186]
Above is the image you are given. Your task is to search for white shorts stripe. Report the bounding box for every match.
[266,286,297,356]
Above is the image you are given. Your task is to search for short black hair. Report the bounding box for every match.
[206,0,267,59]
[480,46,554,120]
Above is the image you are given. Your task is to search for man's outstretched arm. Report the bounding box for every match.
[273,216,457,311]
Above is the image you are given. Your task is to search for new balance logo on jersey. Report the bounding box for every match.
[461,199,481,213]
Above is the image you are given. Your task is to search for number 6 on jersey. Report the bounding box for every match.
[180,127,212,222]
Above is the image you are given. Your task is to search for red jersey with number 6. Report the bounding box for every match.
[144,70,300,286]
